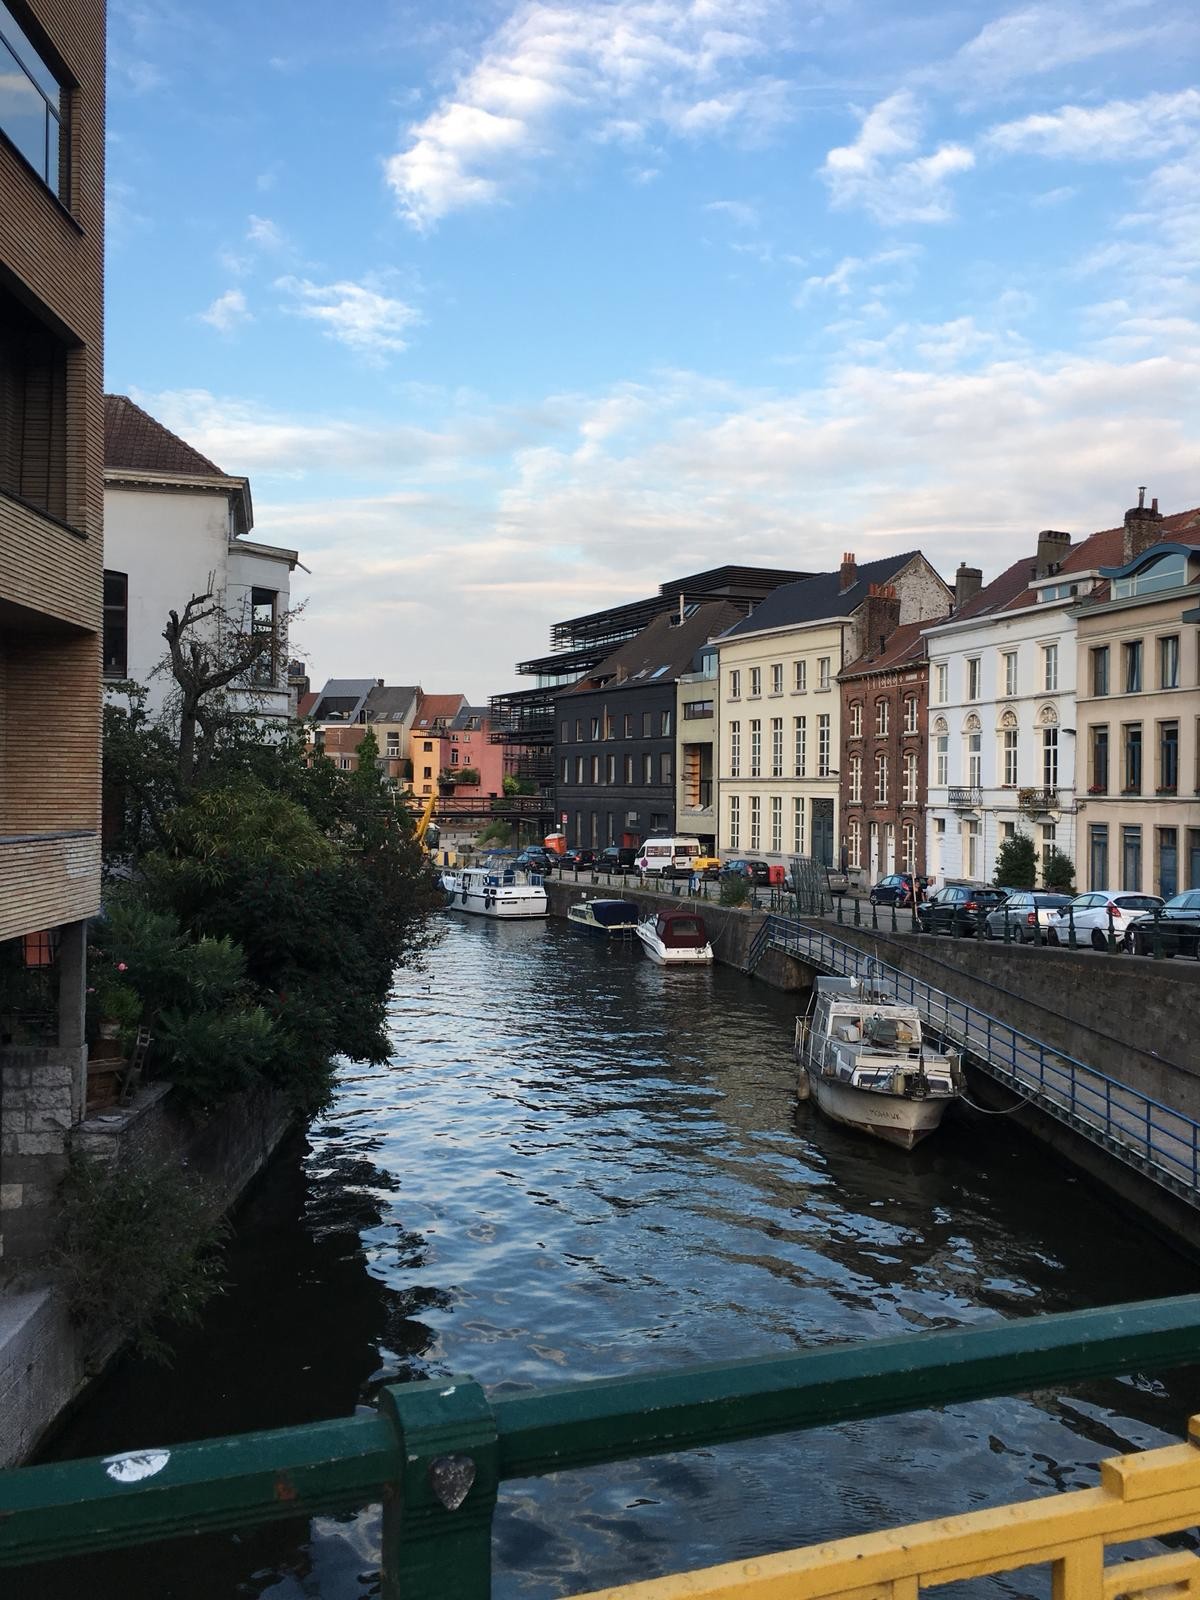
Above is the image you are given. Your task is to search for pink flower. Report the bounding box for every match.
[116,962,128,972]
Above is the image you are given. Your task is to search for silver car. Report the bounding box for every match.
[984,892,1072,943]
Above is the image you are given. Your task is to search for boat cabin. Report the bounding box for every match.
[653,912,709,949]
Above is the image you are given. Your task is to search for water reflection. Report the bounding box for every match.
[26,915,1200,1599]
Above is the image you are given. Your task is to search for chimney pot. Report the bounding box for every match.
[839,551,857,592]
[954,563,983,608]
[1123,489,1164,562]
[1035,529,1072,580]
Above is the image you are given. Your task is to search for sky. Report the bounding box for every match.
[105,0,1200,700]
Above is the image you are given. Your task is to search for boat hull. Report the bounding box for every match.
[635,927,714,965]
[456,889,547,919]
[803,1072,949,1150]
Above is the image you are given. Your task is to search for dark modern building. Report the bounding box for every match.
[554,600,742,849]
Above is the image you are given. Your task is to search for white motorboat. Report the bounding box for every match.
[447,865,548,919]
[566,898,640,937]
[794,976,962,1150]
[635,909,714,965]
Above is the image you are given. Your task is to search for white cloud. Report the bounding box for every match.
[948,3,1167,94]
[385,0,789,227]
[704,198,759,228]
[246,213,290,251]
[986,88,1200,160]
[274,277,421,361]
[198,288,251,334]
[820,90,974,224]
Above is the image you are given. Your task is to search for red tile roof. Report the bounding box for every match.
[105,394,226,478]
[414,693,467,728]
[841,619,931,678]
[297,691,318,718]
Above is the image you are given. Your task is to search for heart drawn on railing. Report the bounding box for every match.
[429,1453,476,1511]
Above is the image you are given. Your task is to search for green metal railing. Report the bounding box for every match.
[4,1296,1200,1595]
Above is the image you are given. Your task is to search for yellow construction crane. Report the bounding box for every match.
[411,789,440,853]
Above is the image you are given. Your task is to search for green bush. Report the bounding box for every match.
[1041,845,1076,892]
[993,831,1037,889]
[719,875,751,907]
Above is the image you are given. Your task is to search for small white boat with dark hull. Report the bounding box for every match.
[567,898,641,937]
[636,909,714,965]
[447,865,548,919]
[795,976,962,1149]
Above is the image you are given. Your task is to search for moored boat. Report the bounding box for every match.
[566,898,641,937]
[635,909,714,965]
[449,865,548,919]
[794,976,962,1149]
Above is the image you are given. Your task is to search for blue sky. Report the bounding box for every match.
[106,0,1200,698]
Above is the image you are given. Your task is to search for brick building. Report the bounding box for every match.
[1,0,107,1263]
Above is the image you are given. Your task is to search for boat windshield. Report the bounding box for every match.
[864,1013,920,1049]
[658,915,707,947]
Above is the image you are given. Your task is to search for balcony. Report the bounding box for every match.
[947,786,982,809]
[0,831,100,943]
[1018,786,1059,816]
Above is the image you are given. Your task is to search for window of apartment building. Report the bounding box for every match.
[848,818,861,868]
[749,666,762,697]
[591,755,600,783]
[422,765,432,779]
[875,699,889,737]
[770,717,783,778]
[1042,726,1058,789]
[729,720,741,777]
[848,701,862,738]
[590,717,600,740]
[1002,725,1018,787]
[935,725,949,787]
[561,758,570,783]
[576,756,585,782]
[749,719,762,777]
[793,798,806,855]
[874,751,889,804]
[729,669,741,699]
[1123,640,1143,693]
[603,714,614,739]
[642,711,652,737]
[966,724,982,787]
[1089,824,1108,890]
[575,719,583,740]
[340,758,352,771]
[1091,646,1109,697]
[607,813,616,846]
[849,752,862,803]
[561,720,569,742]
[1042,642,1058,693]
[793,660,807,693]
[623,754,634,784]
[770,795,782,854]
[449,748,459,766]
[250,588,279,686]
[903,750,918,804]
[1003,651,1018,697]
[1159,720,1179,792]
[749,795,761,851]
[903,697,918,734]
[1113,553,1187,600]
[902,820,916,872]
[0,2,67,196]
[1160,635,1180,689]
[817,657,831,691]
[574,811,583,844]
[817,714,831,777]
[770,663,783,695]
[1,288,70,522]
[606,753,616,784]
[623,713,633,738]
[1122,825,1142,891]
[1041,823,1057,864]
[1090,725,1109,792]
[102,571,128,677]
[1123,723,1143,793]
[642,753,653,783]
[658,709,671,737]
[966,658,981,700]
[963,819,981,879]
[591,812,600,847]
[934,663,948,703]
[729,794,740,849]
[660,751,673,785]
[683,699,713,719]
[794,716,807,777]
[1159,827,1179,898]
[386,732,399,755]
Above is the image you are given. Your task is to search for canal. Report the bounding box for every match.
[28,915,1200,1598]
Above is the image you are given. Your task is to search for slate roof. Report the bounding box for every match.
[365,684,420,723]
[720,551,921,640]
[451,705,488,731]
[840,619,930,679]
[105,394,226,478]
[309,678,377,722]
[564,599,743,695]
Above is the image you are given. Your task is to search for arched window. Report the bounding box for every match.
[875,698,889,737]
[964,714,982,786]
[849,701,863,738]
[933,716,949,787]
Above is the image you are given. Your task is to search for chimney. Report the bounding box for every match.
[1034,530,1072,580]
[839,551,857,593]
[954,563,983,609]
[859,582,900,657]
[1123,486,1164,563]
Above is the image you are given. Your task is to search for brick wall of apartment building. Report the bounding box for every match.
[840,660,931,880]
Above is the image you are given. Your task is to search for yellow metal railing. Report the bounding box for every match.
[572,1415,1200,1600]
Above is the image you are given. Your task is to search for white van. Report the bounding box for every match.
[635,836,702,878]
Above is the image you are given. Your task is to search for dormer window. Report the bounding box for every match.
[1111,551,1187,599]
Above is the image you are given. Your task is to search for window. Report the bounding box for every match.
[623,754,634,784]
[1160,635,1180,689]
[902,820,916,872]
[770,717,783,778]
[1000,821,1015,842]
[660,709,672,737]
[1002,727,1018,787]
[963,819,980,879]
[729,669,741,699]
[1091,646,1110,697]
[849,702,862,737]
[794,716,806,777]
[450,749,459,765]
[1042,726,1058,789]
[903,697,918,734]
[0,1,67,196]
[1159,720,1179,792]
[250,588,278,685]
[642,753,653,783]
[1123,723,1142,793]
[874,751,889,804]
[605,715,615,740]
[935,663,948,704]
[935,731,948,787]
[1090,725,1109,792]
[340,758,352,771]
[1123,640,1143,693]
[1042,642,1058,693]
[660,751,673,784]
[576,756,584,782]
[591,755,600,783]
[606,753,616,784]
[793,660,807,693]
[793,798,806,855]
[966,725,982,786]
[728,794,740,849]
[624,713,633,738]
[591,717,601,740]
[1122,825,1142,891]
[1089,825,1108,890]
[817,714,831,777]
[1003,651,1018,697]
[683,699,713,719]
[770,796,782,854]
[749,719,762,778]
[770,663,783,695]
[575,719,583,740]
[1112,552,1187,599]
[561,720,569,743]
[849,752,862,803]
[423,765,432,779]
[102,571,128,677]
[966,658,981,700]
[817,657,831,691]
[875,699,889,737]
[749,667,762,697]
[848,817,861,868]
[903,750,918,804]
[729,721,741,777]
[642,712,652,738]
[749,795,761,851]
[561,757,570,783]
[386,733,399,754]
[1158,827,1179,899]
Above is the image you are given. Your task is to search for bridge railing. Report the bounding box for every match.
[5,1297,1200,1595]
[758,915,1200,1200]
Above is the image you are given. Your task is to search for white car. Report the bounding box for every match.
[1046,889,1164,951]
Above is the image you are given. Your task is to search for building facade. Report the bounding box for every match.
[716,552,951,869]
[675,647,719,851]
[1073,511,1200,897]
[1,0,106,1262]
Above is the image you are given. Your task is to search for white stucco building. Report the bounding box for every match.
[102,395,299,721]
[923,526,1122,887]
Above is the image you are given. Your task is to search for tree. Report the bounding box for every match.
[993,831,1037,889]
[1041,845,1076,892]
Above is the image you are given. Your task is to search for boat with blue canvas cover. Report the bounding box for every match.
[566,898,640,937]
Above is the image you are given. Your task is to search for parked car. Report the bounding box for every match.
[721,858,772,886]
[557,847,596,871]
[594,846,638,874]
[983,892,1072,943]
[1122,890,1200,957]
[514,847,555,875]
[917,885,1009,935]
[868,873,930,907]
[1046,890,1164,951]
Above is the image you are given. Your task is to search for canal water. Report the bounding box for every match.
[29,915,1200,1598]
